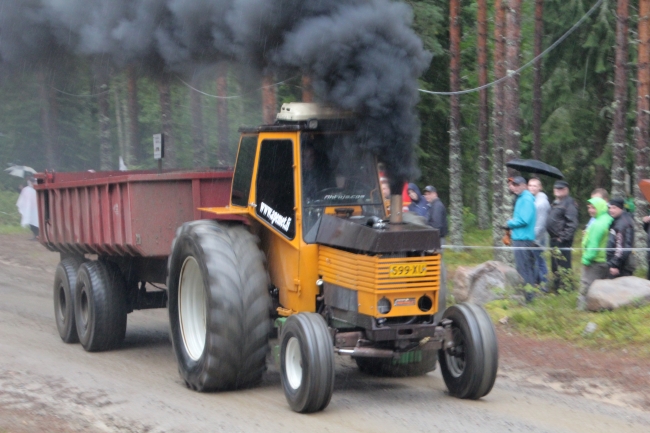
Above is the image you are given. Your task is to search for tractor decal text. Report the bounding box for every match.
[259,202,292,232]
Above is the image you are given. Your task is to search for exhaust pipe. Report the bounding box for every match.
[389,194,403,224]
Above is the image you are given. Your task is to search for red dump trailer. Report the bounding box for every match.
[34,169,237,350]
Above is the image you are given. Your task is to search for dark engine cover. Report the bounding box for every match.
[315,214,440,253]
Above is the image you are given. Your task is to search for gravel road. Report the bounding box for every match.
[1,234,649,433]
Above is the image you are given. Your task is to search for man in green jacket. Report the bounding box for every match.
[578,197,613,309]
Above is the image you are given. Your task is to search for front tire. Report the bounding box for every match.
[53,257,83,343]
[167,221,271,391]
[439,303,498,399]
[74,260,128,352]
[280,313,335,413]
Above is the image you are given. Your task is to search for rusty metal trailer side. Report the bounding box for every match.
[35,169,235,259]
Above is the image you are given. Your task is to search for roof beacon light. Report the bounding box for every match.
[276,102,353,122]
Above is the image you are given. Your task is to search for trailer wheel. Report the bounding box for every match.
[438,303,498,399]
[167,221,271,391]
[280,313,335,413]
[74,261,128,352]
[53,257,83,343]
[355,349,437,377]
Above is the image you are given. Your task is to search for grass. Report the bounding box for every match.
[486,293,650,357]
[445,222,650,357]
[0,188,30,235]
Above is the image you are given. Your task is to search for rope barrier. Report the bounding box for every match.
[442,245,650,252]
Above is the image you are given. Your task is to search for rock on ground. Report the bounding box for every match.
[587,276,650,311]
[453,260,523,305]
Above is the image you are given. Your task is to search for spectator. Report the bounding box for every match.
[586,188,609,229]
[423,185,448,243]
[606,198,635,278]
[505,176,537,297]
[407,183,428,218]
[546,180,579,291]
[528,177,550,289]
[578,197,612,310]
[16,178,39,240]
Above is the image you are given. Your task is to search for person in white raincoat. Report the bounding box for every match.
[16,179,39,240]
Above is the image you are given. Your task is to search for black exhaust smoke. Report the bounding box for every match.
[0,0,431,183]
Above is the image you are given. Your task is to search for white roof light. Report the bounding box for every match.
[276,102,354,121]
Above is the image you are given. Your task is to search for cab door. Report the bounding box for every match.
[251,133,308,312]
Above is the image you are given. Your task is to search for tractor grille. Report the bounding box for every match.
[318,246,441,294]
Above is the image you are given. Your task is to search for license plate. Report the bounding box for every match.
[389,263,427,278]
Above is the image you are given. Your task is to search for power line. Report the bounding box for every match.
[419,0,606,97]
[51,87,111,98]
[177,74,300,99]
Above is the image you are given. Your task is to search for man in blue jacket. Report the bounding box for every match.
[506,176,537,290]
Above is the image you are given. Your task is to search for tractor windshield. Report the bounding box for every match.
[301,131,384,243]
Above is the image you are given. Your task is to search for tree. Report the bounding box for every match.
[448,0,463,247]
[36,67,58,170]
[126,65,140,165]
[503,0,522,171]
[477,0,490,230]
[216,63,230,166]
[93,60,112,171]
[262,74,277,124]
[158,73,177,168]
[634,0,650,266]
[532,0,544,160]
[492,0,507,253]
[190,73,205,168]
[611,0,629,198]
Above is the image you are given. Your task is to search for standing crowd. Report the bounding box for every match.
[505,176,639,308]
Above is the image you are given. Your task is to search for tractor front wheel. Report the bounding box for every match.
[280,313,335,413]
[439,303,498,399]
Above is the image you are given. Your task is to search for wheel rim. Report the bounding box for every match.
[285,336,303,390]
[57,284,66,322]
[445,327,466,378]
[178,256,207,361]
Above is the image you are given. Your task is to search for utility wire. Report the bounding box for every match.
[51,87,111,98]
[177,74,300,99]
[419,0,606,96]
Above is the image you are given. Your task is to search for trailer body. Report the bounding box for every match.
[35,169,237,283]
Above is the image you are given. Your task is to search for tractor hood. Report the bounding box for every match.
[315,214,440,253]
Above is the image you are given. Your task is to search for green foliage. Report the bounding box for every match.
[485,291,650,356]
[0,189,20,227]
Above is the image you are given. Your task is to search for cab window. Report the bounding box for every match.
[231,135,258,207]
[256,139,296,239]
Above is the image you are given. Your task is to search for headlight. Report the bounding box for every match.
[377,297,391,314]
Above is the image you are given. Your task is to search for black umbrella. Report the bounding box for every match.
[505,159,564,180]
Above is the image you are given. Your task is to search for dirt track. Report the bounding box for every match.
[1,233,649,433]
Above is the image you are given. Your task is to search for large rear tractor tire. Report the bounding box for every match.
[74,260,128,352]
[167,221,271,391]
[53,257,83,343]
[280,313,335,413]
[438,303,498,399]
[355,349,437,377]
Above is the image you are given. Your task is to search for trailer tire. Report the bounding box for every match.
[167,221,271,391]
[438,303,498,399]
[355,349,437,377]
[74,260,128,352]
[53,257,83,343]
[280,313,335,413]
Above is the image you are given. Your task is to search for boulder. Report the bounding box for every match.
[452,261,524,305]
[586,276,650,311]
